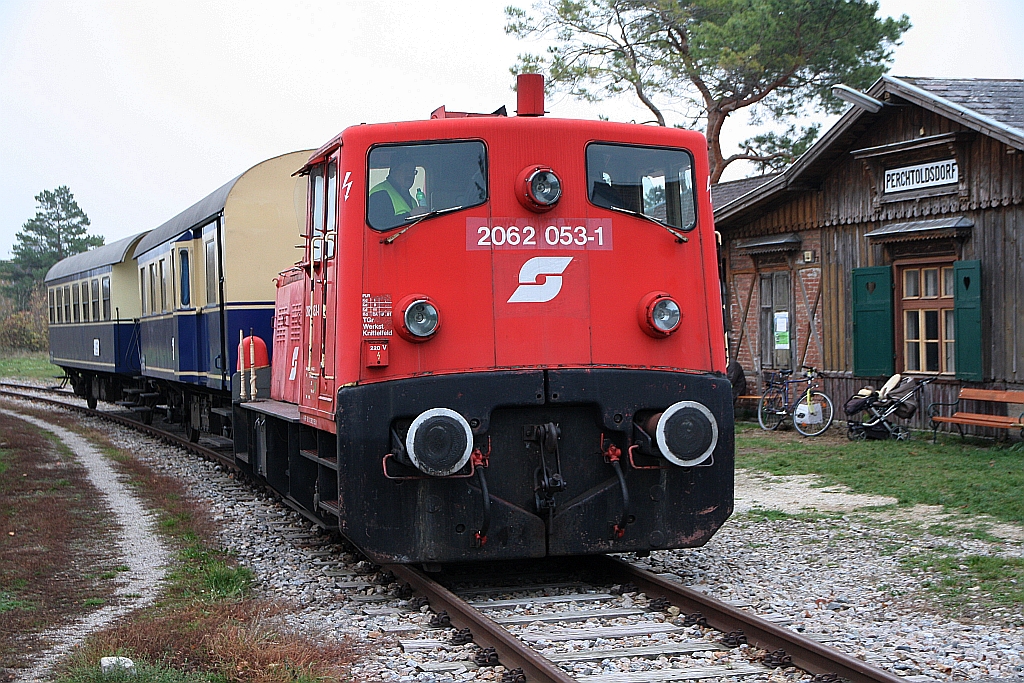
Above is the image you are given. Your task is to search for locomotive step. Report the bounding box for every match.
[115,400,139,407]
[129,406,152,414]
[210,407,233,418]
[318,499,341,516]
[121,388,143,395]
[300,448,339,469]
[138,392,161,400]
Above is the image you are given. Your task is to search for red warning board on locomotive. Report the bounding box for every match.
[467,218,612,251]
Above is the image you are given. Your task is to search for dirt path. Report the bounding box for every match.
[1,410,171,683]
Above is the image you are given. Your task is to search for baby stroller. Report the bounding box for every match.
[844,374,937,440]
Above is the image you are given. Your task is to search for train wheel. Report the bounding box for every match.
[757,389,786,431]
[87,395,97,410]
[185,423,201,443]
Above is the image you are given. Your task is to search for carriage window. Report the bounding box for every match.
[64,286,71,322]
[72,284,80,322]
[48,289,55,324]
[140,267,147,315]
[205,240,217,305]
[159,259,168,313]
[102,277,111,320]
[81,282,89,321]
[899,262,955,373]
[149,264,157,316]
[56,288,63,323]
[366,140,487,231]
[179,249,191,307]
[91,279,100,320]
[587,143,697,231]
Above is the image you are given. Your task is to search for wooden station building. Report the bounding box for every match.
[712,76,1024,430]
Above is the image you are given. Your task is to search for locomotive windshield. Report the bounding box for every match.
[586,143,697,231]
[367,141,487,231]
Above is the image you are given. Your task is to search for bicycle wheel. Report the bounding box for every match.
[793,391,834,436]
[757,388,787,431]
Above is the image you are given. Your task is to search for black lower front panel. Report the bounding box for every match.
[334,368,734,564]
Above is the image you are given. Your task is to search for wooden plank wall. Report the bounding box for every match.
[719,94,1024,436]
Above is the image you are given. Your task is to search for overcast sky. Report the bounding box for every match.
[2,0,1023,258]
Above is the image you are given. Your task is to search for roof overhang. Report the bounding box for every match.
[864,216,973,243]
[735,232,802,254]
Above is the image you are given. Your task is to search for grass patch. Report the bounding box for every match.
[735,421,1024,523]
[0,591,33,613]
[0,350,61,381]
[903,551,1024,610]
[53,658,216,683]
[50,426,354,683]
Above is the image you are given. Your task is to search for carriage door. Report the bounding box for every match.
[305,160,338,413]
[759,271,793,370]
[318,158,339,407]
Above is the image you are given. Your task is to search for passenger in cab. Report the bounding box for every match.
[368,153,422,229]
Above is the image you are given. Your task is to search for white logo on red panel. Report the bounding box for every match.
[507,256,573,303]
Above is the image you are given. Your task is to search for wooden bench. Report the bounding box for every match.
[928,388,1024,442]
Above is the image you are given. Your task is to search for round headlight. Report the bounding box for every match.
[404,299,439,338]
[516,166,562,212]
[637,292,682,338]
[529,170,562,206]
[651,299,681,332]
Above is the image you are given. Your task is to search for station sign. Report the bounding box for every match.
[884,159,958,193]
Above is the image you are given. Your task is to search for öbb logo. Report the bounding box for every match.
[507,257,573,303]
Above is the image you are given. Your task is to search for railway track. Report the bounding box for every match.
[1,382,908,683]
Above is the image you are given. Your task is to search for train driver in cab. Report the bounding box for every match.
[368,152,423,230]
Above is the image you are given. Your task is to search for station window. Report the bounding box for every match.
[899,263,955,373]
[205,240,217,305]
[102,277,111,320]
[179,249,191,307]
[48,289,55,324]
[91,279,100,320]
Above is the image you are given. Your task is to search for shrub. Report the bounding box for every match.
[0,310,47,351]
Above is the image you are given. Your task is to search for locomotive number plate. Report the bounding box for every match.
[467,218,612,251]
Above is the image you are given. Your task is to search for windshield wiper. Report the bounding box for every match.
[381,205,465,244]
[606,205,688,243]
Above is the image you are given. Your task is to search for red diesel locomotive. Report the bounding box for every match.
[234,75,733,565]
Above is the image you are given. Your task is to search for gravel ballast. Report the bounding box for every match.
[6,399,1023,683]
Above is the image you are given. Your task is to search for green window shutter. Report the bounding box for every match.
[954,260,983,381]
[852,266,894,377]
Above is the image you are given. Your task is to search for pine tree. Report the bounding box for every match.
[1,186,103,310]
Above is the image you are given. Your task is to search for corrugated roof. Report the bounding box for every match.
[735,232,802,253]
[864,216,974,243]
[44,231,148,283]
[132,176,239,258]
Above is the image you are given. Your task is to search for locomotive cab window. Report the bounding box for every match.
[586,143,697,231]
[366,141,487,231]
